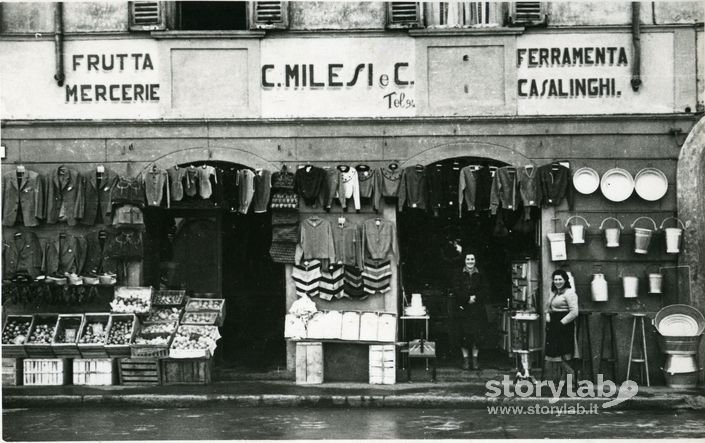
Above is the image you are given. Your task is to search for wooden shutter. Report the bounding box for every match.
[508,2,547,26]
[387,2,423,29]
[250,1,288,30]
[129,1,165,31]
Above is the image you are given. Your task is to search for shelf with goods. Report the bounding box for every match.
[51,314,85,358]
[1,315,33,358]
[24,314,59,358]
[77,313,111,358]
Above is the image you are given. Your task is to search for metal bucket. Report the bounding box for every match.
[663,370,700,389]
[657,334,703,355]
[660,217,686,254]
[600,217,624,248]
[664,354,699,373]
[648,273,663,294]
[622,275,639,298]
[630,216,657,254]
[547,233,567,261]
[565,215,590,244]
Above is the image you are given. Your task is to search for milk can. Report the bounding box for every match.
[591,272,609,302]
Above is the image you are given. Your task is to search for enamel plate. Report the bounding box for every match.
[572,167,600,195]
[600,168,634,202]
[634,168,668,201]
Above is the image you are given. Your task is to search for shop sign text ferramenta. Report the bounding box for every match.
[65,52,160,103]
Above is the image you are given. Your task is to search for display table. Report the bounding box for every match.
[399,315,436,381]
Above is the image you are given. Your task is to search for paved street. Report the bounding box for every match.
[4,406,705,440]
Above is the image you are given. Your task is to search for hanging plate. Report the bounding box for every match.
[634,168,668,201]
[572,167,600,195]
[600,168,634,202]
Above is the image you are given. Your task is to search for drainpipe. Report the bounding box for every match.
[630,2,642,92]
[54,2,65,87]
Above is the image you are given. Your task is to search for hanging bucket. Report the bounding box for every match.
[547,233,567,261]
[599,217,624,248]
[622,275,639,298]
[565,215,590,244]
[630,216,658,255]
[660,217,686,254]
[648,273,663,294]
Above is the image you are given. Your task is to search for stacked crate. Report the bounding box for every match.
[23,358,68,386]
[73,359,116,385]
[369,344,396,384]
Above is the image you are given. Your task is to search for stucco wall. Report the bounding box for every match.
[289,1,386,30]
[1,2,54,33]
[63,2,128,33]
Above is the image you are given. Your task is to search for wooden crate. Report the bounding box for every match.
[369,344,396,385]
[184,298,226,326]
[295,342,323,384]
[2,358,22,386]
[105,314,138,358]
[73,358,116,385]
[78,313,110,358]
[152,289,186,306]
[52,314,84,358]
[160,358,212,385]
[25,314,59,358]
[23,358,68,386]
[2,315,33,358]
[118,358,161,385]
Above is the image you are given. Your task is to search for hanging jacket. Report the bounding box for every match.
[220,166,240,212]
[198,166,218,199]
[332,219,363,269]
[2,231,43,278]
[322,168,339,209]
[167,166,186,202]
[45,166,83,226]
[427,164,445,214]
[300,216,335,262]
[294,166,326,208]
[490,166,520,214]
[2,169,44,227]
[252,169,272,213]
[42,234,87,275]
[356,165,380,210]
[144,168,170,207]
[81,168,119,226]
[112,176,145,207]
[83,228,119,275]
[337,166,360,210]
[458,166,477,215]
[517,165,540,208]
[362,218,397,261]
[237,169,255,214]
[271,166,295,190]
[474,166,493,211]
[379,165,402,198]
[537,163,574,209]
[398,166,428,211]
[184,167,200,198]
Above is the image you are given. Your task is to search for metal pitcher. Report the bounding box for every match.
[565,215,590,244]
[630,216,658,255]
[599,217,624,248]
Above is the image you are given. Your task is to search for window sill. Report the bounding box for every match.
[150,30,267,39]
[409,27,525,37]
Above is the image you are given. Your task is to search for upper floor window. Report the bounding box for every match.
[129,1,288,31]
[386,1,546,29]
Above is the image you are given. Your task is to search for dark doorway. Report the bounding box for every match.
[177,2,248,30]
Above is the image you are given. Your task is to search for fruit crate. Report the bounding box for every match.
[2,315,33,358]
[77,313,110,358]
[105,314,138,358]
[130,323,175,358]
[25,314,59,358]
[2,358,22,386]
[143,307,183,323]
[169,325,221,359]
[73,358,116,385]
[184,298,226,326]
[118,357,161,385]
[23,358,68,386]
[180,311,219,325]
[160,358,212,384]
[152,289,186,307]
[111,286,153,315]
[51,314,84,358]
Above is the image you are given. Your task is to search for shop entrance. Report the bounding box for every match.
[143,161,286,373]
[397,157,540,369]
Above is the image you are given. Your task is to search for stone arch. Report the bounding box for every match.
[399,140,532,168]
[139,147,278,173]
[677,116,705,311]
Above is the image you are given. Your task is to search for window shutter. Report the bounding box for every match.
[387,2,423,29]
[129,1,165,31]
[507,2,547,26]
[250,1,288,30]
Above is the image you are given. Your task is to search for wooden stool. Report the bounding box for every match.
[627,313,650,386]
[597,313,618,383]
[575,312,594,382]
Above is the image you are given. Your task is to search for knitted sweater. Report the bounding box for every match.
[546,289,579,324]
[300,216,335,262]
[398,166,428,211]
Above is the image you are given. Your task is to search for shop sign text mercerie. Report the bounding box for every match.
[65,52,160,103]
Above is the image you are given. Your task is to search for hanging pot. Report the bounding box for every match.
[660,217,686,254]
[547,233,567,262]
[630,216,658,255]
[565,215,590,244]
[622,275,639,299]
[599,217,624,248]
[591,272,609,302]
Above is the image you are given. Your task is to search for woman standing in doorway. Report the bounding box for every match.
[544,269,579,378]
[451,252,488,370]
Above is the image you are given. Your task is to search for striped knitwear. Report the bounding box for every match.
[362,259,392,295]
[343,265,365,300]
[319,264,344,301]
[292,260,322,298]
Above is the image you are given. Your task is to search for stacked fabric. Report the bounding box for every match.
[269,165,299,264]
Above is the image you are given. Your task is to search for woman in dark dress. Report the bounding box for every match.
[544,269,579,378]
[451,252,489,370]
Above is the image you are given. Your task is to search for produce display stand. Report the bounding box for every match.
[118,357,161,385]
[2,314,33,358]
[77,313,110,358]
[185,298,226,327]
[130,322,176,358]
[51,314,84,358]
[105,313,138,358]
[160,358,212,384]
[24,314,59,358]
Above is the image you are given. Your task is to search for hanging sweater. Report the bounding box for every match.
[379,165,402,198]
[167,166,186,202]
[356,165,380,210]
[319,264,344,301]
[458,166,477,215]
[398,166,428,211]
[300,216,335,262]
[362,218,397,261]
[144,168,170,207]
[332,219,363,269]
[292,259,322,298]
[294,166,326,208]
[537,163,574,209]
[337,166,360,210]
[322,168,339,209]
[252,169,272,213]
[237,169,255,214]
[490,166,519,214]
[517,165,540,208]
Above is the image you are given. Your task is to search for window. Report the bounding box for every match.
[507,2,547,26]
[128,1,288,31]
[425,2,502,28]
[387,2,423,29]
[386,1,547,29]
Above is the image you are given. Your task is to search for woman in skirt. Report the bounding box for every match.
[544,269,579,379]
[451,252,489,370]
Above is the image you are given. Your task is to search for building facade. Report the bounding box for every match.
[1,1,704,383]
